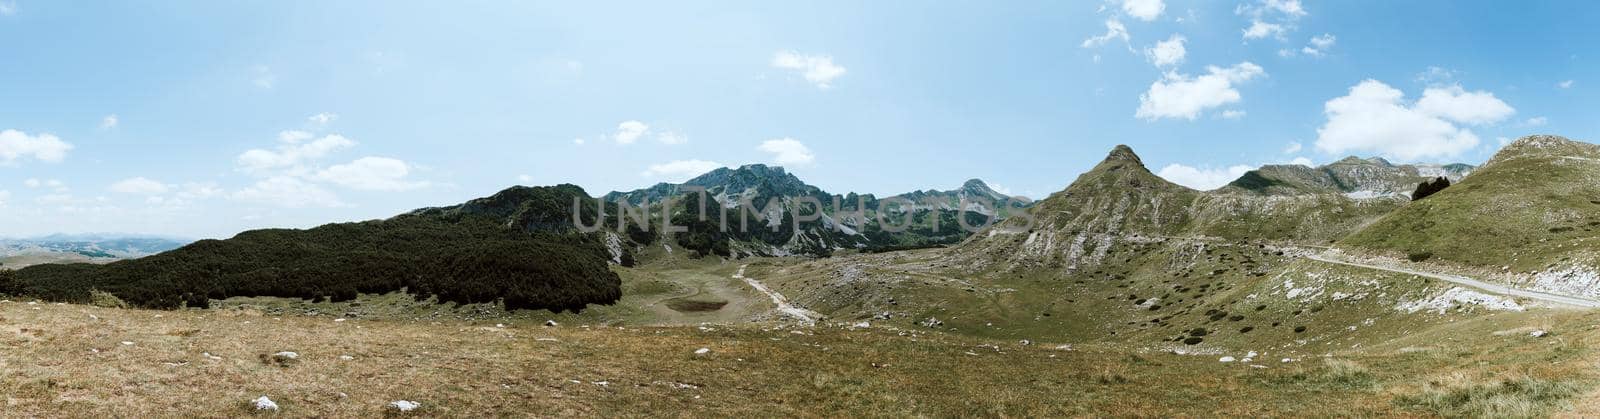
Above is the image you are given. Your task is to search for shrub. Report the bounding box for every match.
[1407,251,1434,262]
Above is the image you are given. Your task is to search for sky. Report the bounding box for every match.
[1,1,1597,239]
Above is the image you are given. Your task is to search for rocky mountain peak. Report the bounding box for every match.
[1485,135,1599,168]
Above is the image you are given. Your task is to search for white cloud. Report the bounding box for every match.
[1242,20,1286,40]
[1283,142,1303,154]
[1415,66,1457,85]
[176,182,223,200]
[1414,85,1517,125]
[308,112,338,126]
[0,1,15,16]
[1122,0,1165,21]
[771,51,847,89]
[1301,33,1336,56]
[1523,116,1548,127]
[1220,110,1247,119]
[1144,34,1187,67]
[573,138,586,146]
[518,174,534,183]
[612,120,650,145]
[236,132,356,173]
[1314,79,1514,161]
[1289,157,1314,166]
[1237,0,1306,41]
[101,114,119,130]
[1558,80,1575,89]
[109,177,170,195]
[758,138,816,166]
[313,157,429,191]
[252,66,276,89]
[1157,164,1255,190]
[0,129,73,164]
[1136,62,1266,121]
[641,160,724,182]
[1081,18,1131,49]
[231,176,344,208]
[656,131,688,145]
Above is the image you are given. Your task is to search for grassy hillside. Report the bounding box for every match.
[1341,135,1600,273]
[3,185,623,311]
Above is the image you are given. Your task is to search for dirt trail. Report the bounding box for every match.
[734,265,823,324]
[1306,253,1600,309]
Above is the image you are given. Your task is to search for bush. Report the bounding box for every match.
[1407,251,1434,262]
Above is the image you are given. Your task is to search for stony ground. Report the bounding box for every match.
[3,296,1598,417]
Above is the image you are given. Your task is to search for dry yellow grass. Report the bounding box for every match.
[2,299,1596,417]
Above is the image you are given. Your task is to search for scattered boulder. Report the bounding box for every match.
[261,351,300,367]
[544,320,559,327]
[387,400,422,412]
[694,347,711,355]
[252,396,279,411]
[1219,356,1236,363]
[1530,330,1549,338]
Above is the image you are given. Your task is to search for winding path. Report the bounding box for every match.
[733,265,823,324]
[1305,253,1600,309]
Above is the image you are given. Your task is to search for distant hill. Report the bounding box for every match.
[0,234,188,259]
[1342,135,1600,278]
[1219,157,1472,198]
[604,164,1029,257]
[956,145,1407,272]
[2,185,622,311]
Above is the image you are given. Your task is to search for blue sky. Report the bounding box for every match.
[0,0,1595,239]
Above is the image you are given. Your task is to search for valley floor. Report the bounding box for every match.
[5,250,1600,417]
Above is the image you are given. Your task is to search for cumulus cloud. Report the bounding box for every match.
[1157,164,1255,190]
[1314,79,1514,161]
[758,138,816,166]
[656,131,688,145]
[236,131,355,173]
[1523,116,1548,127]
[1283,142,1303,154]
[0,1,15,16]
[1081,18,1131,49]
[1121,0,1165,21]
[1301,33,1336,56]
[1558,80,1575,89]
[109,177,170,195]
[1220,110,1247,120]
[1238,0,1306,41]
[641,160,725,182]
[1144,34,1187,67]
[314,157,430,191]
[0,129,73,164]
[1136,62,1266,121]
[612,120,650,145]
[231,176,344,208]
[308,112,338,126]
[101,114,119,130]
[771,51,847,89]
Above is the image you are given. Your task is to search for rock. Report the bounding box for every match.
[262,351,301,367]
[544,320,558,327]
[1530,330,1548,338]
[852,321,871,329]
[339,355,355,361]
[120,341,134,346]
[1018,339,1032,346]
[919,317,944,328]
[694,348,711,355]
[387,400,421,412]
[1219,356,1236,363]
[252,396,279,411]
